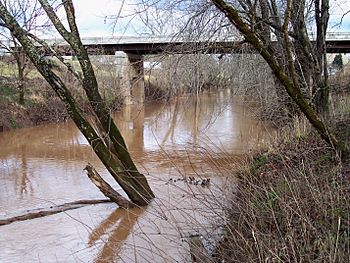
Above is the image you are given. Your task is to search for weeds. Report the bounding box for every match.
[216,125,350,262]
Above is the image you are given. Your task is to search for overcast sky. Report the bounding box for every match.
[65,0,350,37]
[329,0,350,31]
[69,0,139,37]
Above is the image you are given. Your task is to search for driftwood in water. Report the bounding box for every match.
[0,199,111,226]
[190,235,211,263]
[83,163,134,209]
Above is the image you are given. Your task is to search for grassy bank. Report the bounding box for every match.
[214,116,350,262]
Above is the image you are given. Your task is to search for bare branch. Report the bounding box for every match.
[38,0,72,40]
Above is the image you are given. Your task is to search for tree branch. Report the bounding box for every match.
[26,31,83,82]
[38,0,72,41]
[62,0,80,38]
[84,163,134,208]
[0,199,111,226]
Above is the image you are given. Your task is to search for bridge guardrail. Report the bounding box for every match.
[43,32,350,46]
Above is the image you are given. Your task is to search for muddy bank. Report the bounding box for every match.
[0,76,125,131]
[0,77,69,131]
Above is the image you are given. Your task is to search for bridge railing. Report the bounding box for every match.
[43,32,350,46]
[325,32,350,40]
[307,32,350,41]
[44,35,177,46]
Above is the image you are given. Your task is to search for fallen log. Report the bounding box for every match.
[0,164,134,227]
[83,163,134,209]
[0,199,111,226]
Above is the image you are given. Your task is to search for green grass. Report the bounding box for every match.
[0,61,41,79]
[250,154,268,174]
[8,116,19,129]
[0,85,15,96]
[0,82,38,109]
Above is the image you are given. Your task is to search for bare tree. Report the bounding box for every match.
[135,0,349,157]
[0,0,154,206]
[208,0,349,156]
[0,0,48,105]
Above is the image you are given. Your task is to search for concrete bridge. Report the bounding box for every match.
[45,32,350,104]
[46,32,350,55]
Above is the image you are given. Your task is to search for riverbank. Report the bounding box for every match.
[0,77,69,131]
[215,116,350,262]
[0,75,172,131]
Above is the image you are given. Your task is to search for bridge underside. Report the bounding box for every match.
[325,40,350,53]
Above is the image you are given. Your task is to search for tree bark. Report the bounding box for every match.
[314,0,330,115]
[13,45,26,105]
[17,63,24,105]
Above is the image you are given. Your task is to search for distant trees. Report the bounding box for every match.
[0,0,154,206]
[0,0,47,105]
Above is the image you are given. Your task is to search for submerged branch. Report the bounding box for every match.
[0,199,111,226]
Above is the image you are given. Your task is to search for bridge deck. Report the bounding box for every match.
[31,32,350,54]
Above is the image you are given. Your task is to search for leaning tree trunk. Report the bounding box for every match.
[39,0,154,201]
[210,0,349,158]
[0,2,154,206]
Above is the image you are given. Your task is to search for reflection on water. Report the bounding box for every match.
[0,91,272,262]
[89,207,146,263]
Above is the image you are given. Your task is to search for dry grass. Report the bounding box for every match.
[214,118,350,262]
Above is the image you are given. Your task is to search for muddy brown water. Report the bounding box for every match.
[0,91,272,262]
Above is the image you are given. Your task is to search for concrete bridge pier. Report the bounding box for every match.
[115,51,145,105]
[120,105,145,151]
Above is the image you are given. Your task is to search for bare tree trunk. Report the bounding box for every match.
[314,0,330,115]
[17,66,24,104]
[13,43,27,105]
[17,56,25,105]
[39,0,154,201]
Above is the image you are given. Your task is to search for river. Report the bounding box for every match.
[0,91,272,262]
